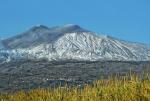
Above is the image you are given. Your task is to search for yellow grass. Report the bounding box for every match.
[0,74,150,101]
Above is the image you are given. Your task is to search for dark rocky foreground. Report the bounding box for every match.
[0,60,150,93]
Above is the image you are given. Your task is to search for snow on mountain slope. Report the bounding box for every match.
[0,24,150,61]
[2,24,89,49]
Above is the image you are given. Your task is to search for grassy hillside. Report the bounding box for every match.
[0,74,150,101]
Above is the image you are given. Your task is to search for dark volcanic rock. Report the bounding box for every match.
[0,60,150,93]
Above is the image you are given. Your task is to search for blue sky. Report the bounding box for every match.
[0,0,150,44]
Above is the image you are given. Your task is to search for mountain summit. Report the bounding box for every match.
[0,24,150,61]
[2,24,88,49]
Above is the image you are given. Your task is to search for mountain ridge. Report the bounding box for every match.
[0,24,150,61]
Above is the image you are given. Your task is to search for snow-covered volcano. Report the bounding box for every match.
[0,24,150,61]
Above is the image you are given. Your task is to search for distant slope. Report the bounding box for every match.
[0,24,150,61]
[2,24,89,49]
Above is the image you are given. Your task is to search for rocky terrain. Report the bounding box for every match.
[0,60,150,93]
[0,24,150,93]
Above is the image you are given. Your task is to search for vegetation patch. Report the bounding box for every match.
[0,74,150,101]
